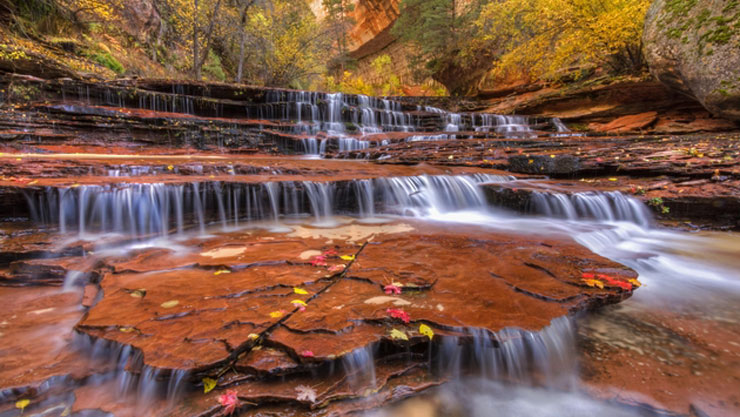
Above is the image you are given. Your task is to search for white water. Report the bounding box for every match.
[18,173,739,415]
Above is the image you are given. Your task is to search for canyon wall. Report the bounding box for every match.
[310,0,417,84]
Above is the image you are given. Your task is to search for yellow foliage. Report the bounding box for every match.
[477,0,651,81]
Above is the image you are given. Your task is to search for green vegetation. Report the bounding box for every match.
[659,0,740,55]
[0,0,702,95]
[392,0,491,96]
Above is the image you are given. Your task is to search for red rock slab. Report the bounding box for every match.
[77,265,333,371]
[265,223,636,365]
[580,304,740,417]
[268,322,388,362]
[0,286,108,402]
[171,360,434,416]
[343,228,635,332]
[235,345,300,375]
[104,233,357,274]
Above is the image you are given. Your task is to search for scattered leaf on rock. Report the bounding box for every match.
[339,254,355,261]
[129,289,146,298]
[384,284,402,295]
[583,279,605,289]
[300,350,314,357]
[295,385,317,403]
[203,377,217,394]
[387,308,410,323]
[293,287,308,295]
[160,300,179,309]
[419,324,434,340]
[218,390,239,415]
[214,269,231,276]
[269,310,284,318]
[15,399,29,411]
[390,328,408,341]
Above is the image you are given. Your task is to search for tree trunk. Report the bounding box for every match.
[196,0,223,77]
[193,0,200,79]
[236,0,255,83]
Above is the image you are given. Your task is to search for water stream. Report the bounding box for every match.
[10,172,740,416]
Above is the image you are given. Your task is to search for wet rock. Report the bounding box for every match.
[588,112,658,133]
[643,0,740,121]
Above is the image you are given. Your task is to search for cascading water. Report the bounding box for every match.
[250,90,558,156]
[530,191,654,227]
[24,174,515,238]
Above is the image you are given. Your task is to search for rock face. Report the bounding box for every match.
[643,0,740,121]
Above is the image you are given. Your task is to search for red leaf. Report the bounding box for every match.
[384,284,402,295]
[310,255,327,267]
[386,308,410,323]
[218,390,239,415]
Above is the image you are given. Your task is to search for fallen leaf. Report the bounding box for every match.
[15,399,29,411]
[384,284,402,295]
[160,300,179,309]
[269,310,284,318]
[119,327,135,333]
[167,165,174,171]
[291,299,307,311]
[293,287,309,295]
[387,308,410,323]
[129,289,146,298]
[218,390,239,415]
[419,324,434,340]
[628,278,642,288]
[582,279,604,289]
[339,255,355,261]
[203,377,217,394]
[213,269,231,276]
[310,255,327,267]
[389,328,408,341]
[300,350,314,357]
[323,249,338,257]
[248,333,259,340]
[609,178,618,182]
[295,385,317,403]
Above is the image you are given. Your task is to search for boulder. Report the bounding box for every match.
[643,0,740,121]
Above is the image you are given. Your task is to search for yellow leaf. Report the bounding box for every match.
[628,278,642,288]
[269,310,284,318]
[130,289,146,298]
[202,377,217,394]
[290,299,307,306]
[119,327,135,333]
[213,269,231,276]
[583,279,604,289]
[28,180,38,185]
[550,154,556,158]
[528,159,534,164]
[15,399,29,411]
[160,300,179,308]
[293,287,309,295]
[248,333,259,340]
[389,328,408,341]
[419,324,434,340]
[167,165,174,171]
[608,178,618,182]
[340,255,355,261]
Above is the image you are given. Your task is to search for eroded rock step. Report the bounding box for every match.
[0,217,639,417]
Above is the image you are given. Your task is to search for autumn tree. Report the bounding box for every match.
[392,0,493,96]
[322,0,355,74]
[477,0,650,82]
[241,0,329,87]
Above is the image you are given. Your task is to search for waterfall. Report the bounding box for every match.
[530,191,653,227]
[23,175,657,241]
